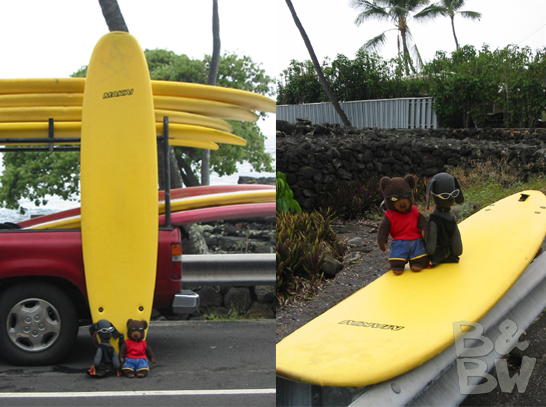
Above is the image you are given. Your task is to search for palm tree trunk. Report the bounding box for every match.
[97,0,187,187]
[400,31,416,75]
[98,0,128,32]
[285,0,351,126]
[450,16,459,49]
[202,0,221,186]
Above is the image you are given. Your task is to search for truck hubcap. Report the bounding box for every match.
[6,298,61,352]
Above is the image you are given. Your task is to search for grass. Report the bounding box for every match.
[447,159,546,220]
[200,308,245,321]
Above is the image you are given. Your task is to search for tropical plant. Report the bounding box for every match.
[276,172,302,213]
[285,0,351,126]
[276,209,347,302]
[350,0,438,75]
[418,0,481,49]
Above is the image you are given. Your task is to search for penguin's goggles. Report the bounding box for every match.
[432,189,460,200]
[385,192,412,201]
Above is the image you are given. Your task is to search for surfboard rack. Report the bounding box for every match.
[0,116,175,227]
[161,116,172,228]
[0,119,81,152]
[277,249,546,407]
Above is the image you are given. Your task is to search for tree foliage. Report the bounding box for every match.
[277,44,546,130]
[0,51,274,211]
[424,44,546,128]
[277,51,429,105]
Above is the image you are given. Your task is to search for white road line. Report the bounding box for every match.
[0,389,276,398]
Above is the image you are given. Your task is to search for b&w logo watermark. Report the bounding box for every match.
[454,320,536,394]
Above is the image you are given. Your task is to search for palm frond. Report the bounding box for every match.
[458,10,482,20]
[442,0,465,11]
[351,0,390,26]
[360,31,389,52]
[412,43,424,72]
[413,4,447,22]
[390,5,410,17]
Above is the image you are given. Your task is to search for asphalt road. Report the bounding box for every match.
[0,320,275,407]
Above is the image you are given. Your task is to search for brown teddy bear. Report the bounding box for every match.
[377,175,430,275]
[119,319,156,378]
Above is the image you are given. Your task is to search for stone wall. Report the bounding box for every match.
[277,119,546,210]
[156,176,276,321]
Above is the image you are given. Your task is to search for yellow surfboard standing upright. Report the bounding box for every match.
[81,32,158,334]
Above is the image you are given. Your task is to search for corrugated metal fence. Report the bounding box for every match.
[277,97,437,129]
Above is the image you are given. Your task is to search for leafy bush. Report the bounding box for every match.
[424,44,546,128]
[277,51,430,105]
[276,172,301,213]
[276,209,347,303]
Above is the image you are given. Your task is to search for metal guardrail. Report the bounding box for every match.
[181,253,275,286]
[277,97,437,129]
[277,251,546,406]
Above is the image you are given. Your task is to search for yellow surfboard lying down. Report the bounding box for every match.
[24,189,277,230]
[276,190,546,387]
[81,31,158,333]
[0,98,257,123]
[0,121,252,149]
[0,78,275,113]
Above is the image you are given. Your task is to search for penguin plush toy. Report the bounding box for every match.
[425,172,465,267]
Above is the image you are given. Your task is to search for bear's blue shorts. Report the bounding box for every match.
[389,238,427,261]
[122,357,149,372]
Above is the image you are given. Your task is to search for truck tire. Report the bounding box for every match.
[0,282,78,366]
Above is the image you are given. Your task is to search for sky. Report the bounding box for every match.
[0,0,276,137]
[276,0,546,78]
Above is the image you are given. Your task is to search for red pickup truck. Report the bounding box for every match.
[0,224,198,366]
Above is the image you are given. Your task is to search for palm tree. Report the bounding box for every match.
[418,0,481,49]
[350,0,437,75]
[202,0,221,186]
[98,0,128,32]
[285,0,352,126]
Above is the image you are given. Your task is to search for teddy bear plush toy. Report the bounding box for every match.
[425,172,464,267]
[377,175,430,275]
[88,319,124,377]
[119,319,156,378]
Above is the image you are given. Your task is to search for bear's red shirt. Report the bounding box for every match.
[125,338,147,359]
[385,206,422,241]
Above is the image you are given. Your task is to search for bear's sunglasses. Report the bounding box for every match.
[385,192,412,201]
[431,189,460,200]
[128,327,145,333]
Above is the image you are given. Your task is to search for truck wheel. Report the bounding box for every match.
[0,282,78,365]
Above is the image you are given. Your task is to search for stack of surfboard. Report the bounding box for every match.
[0,69,274,150]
